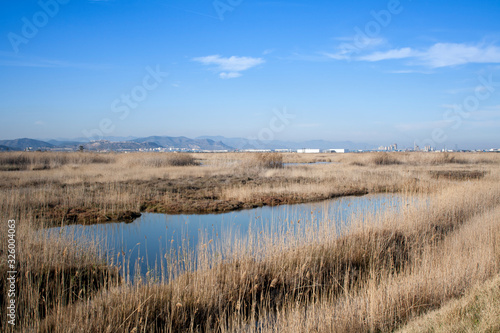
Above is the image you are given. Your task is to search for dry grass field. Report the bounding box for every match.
[0,151,492,226]
[0,151,499,332]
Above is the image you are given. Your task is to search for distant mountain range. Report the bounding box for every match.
[196,136,375,150]
[0,135,375,152]
[83,140,160,151]
[0,138,54,151]
[133,136,232,150]
[0,136,233,151]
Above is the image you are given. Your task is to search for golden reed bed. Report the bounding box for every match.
[0,151,499,332]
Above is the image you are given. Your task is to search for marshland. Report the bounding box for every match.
[1,151,499,332]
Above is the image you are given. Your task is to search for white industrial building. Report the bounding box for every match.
[326,148,349,153]
[242,149,272,153]
[297,148,320,153]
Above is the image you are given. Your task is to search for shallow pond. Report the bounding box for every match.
[50,194,410,281]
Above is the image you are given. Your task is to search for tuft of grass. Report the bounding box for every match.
[256,152,284,169]
[430,152,468,165]
[371,152,402,165]
[241,152,284,169]
[133,153,199,168]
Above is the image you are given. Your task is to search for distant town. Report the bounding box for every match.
[0,136,498,153]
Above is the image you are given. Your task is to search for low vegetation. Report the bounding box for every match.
[0,151,499,332]
[0,151,114,171]
[3,151,495,227]
[130,153,199,168]
[370,152,402,165]
[250,152,284,169]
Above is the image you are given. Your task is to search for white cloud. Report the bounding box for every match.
[219,72,242,79]
[386,69,433,74]
[323,52,350,60]
[193,55,264,78]
[325,37,385,60]
[354,43,500,68]
[358,47,417,61]
[422,43,500,68]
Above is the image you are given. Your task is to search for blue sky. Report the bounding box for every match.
[1,0,500,149]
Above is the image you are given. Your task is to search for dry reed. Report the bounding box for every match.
[0,151,499,332]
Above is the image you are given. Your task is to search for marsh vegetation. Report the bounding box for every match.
[1,151,499,332]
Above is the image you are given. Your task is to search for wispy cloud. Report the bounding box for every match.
[356,43,500,68]
[422,43,500,67]
[193,55,264,79]
[219,72,242,79]
[386,69,433,74]
[325,37,385,60]
[358,47,417,62]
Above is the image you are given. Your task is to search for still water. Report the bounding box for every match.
[50,194,408,281]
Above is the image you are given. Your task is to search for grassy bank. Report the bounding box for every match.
[397,273,500,333]
[0,151,499,331]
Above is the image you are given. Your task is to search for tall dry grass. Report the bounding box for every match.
[252,152,284,169]
[254,184,500,332]
[0,151,499,332]
[36,179,500,332]
[339,151,499,167]
[0,151,114,171]
[397,273,500,333]
[0,215,120,330]
[128,153,199,168]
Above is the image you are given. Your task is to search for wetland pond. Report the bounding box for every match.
[50,194,414,281]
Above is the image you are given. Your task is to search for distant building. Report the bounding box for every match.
[326,149,349,153]
[242,149,272,153]
[377,143,398,151]
[297,148,320,153]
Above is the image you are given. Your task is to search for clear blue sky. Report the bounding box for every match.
[1,0,500,149]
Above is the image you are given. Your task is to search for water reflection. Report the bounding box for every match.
[51,194,407,281]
